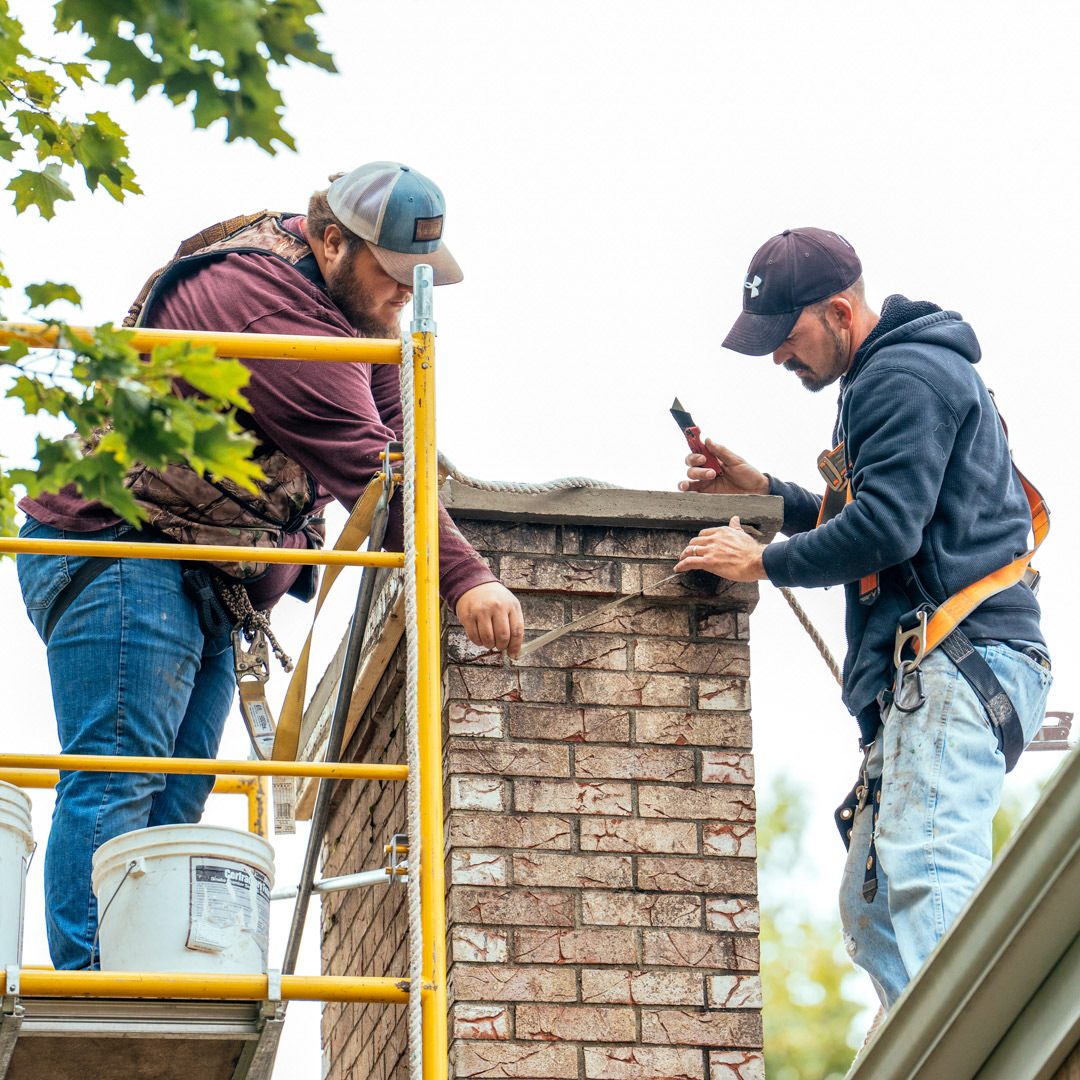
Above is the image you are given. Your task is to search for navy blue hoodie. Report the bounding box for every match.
[761,295,1044,742]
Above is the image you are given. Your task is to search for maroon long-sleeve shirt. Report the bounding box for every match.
[20,216,496,611]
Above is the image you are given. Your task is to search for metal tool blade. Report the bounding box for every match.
[516,573,684,658]
[670,397,695,431]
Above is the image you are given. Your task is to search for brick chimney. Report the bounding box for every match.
[318,483,782,1080]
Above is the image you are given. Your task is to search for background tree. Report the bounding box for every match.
[0,0,336,533]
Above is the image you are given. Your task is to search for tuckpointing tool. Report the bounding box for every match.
[670,397,723,477]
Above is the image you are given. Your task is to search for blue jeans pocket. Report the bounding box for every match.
[16,518,70,613]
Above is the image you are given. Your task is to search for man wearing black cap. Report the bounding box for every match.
[674,228,1051,1008]
[18,161,524,970]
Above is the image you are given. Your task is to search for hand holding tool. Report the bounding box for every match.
[670,397,723,476]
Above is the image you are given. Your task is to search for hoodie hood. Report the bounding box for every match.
[844,294,981,389]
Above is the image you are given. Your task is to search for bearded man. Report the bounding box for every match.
[675,227,1051,1008]
[17,161,523,969]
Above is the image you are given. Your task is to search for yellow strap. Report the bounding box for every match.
[270,477,386,761]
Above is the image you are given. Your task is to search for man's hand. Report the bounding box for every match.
[679,437,770,497]
[674,517,767,581]
[456,582,525,659]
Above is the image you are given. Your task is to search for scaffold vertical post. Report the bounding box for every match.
[411,264,448,1079]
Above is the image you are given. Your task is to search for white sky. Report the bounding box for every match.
[2,0,1079,1072]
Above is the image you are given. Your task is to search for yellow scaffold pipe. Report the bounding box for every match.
[0,536,405,569]
[0,753,409,783]
[0,769,270,837]
[0,322,402,364]
[17,970,410,1004]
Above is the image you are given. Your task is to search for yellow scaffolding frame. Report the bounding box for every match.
[0,286,449,1078]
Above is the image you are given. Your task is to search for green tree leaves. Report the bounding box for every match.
[6,162,74,218]
[0,1,335,531]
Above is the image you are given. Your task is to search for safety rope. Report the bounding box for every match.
[778,586,843,688]
[400,333,424,1080]
[437,450,621,494]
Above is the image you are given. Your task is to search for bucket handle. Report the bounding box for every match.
[90,857,145,967]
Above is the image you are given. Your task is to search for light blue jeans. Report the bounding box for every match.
[839,644,1052,1009]
[17,517,236,970]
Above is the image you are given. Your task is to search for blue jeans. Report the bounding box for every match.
[838,644,1052,1008]
[17,518,236,970]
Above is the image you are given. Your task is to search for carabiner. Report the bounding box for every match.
[893,608,929,672]
[893,661,926,714]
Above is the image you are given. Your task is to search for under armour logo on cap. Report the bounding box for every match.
[744,275,762,299]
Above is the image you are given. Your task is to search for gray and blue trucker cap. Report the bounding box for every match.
[723,228,861,355]
[327,161,463,287]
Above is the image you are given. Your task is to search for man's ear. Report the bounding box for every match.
[322,223,345,260]
[830,295,854,330]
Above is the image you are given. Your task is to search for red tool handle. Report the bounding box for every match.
[681,426,724,476]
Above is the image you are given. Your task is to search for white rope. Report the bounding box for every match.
[400,333,423,1080]
[437,449,621,494]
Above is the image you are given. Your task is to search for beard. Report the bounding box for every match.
[325,255,402,338]
[787,319,848,393]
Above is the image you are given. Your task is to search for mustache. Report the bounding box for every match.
[784,358,809,373]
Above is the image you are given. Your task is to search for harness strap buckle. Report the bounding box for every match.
[816,445,848,491]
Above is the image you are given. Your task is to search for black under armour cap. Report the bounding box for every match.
[723,227,862,355]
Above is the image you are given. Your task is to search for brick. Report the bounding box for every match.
[582,526,693,559]
[575,747,694,783]
[698,677,750,711]
[694,611,750,639]
[637,856,756,896]
[451,888,574,927]
[702,824,757,858]
[638,785,755,823]
[705,899,760,934]
[513,852,632,889]
[571,671,690,708]
[515,780,632,817]
[500,554,619,594]
[448,739,571,778]
[516,1004,636,1042]
[455,1040,578,1078]
[515,928,637,965]
[581,969,704,1006]
[457,520,558,555]
[701,752,754,785]
[707,975,762,1009]
[453,927,509,963]
[453,1004,510,1040]
[451,777,509,812]
[561,525,583,554]
[571,597,690,637]
[641,1008,762,1048]
[642,931,759,971]
[453,852,510,887]
[447,627,507,666]
[509,705,630,743]
[517,595,569,630]
[579,820,697,855]
[582,891,700,928]
[634,640,750,677]
[452,965,576,1003]
[708,1051,765,1080]
[635,710,752,748]
[448,813,572,851]
[583,1045,704,1080]
[621,562,724,600]
[447,667,567,704]
[514,633,628,671]
[449,702,505,739]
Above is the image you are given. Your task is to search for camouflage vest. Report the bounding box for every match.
[123,213,327,584]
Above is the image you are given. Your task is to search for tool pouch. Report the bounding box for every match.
[181,566,236,639]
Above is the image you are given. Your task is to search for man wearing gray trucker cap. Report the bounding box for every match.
[18,160,524,971]
[673,227,1051,1009]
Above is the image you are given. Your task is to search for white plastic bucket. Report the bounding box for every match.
[91,824,275,974]
[0,782,34,970]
